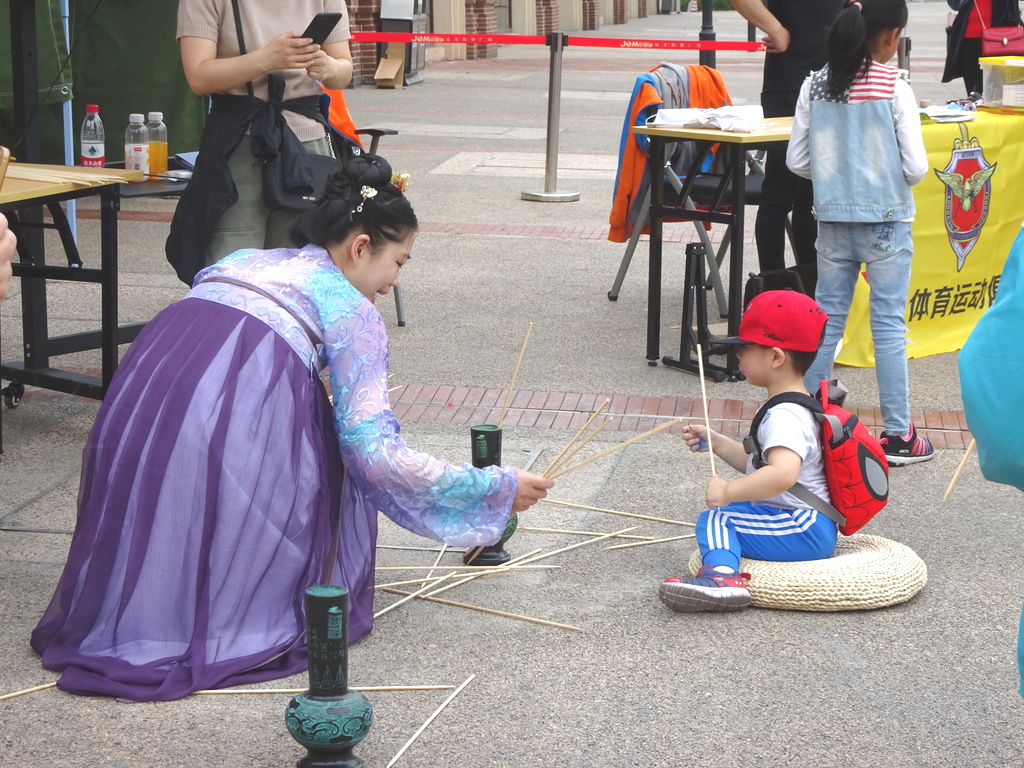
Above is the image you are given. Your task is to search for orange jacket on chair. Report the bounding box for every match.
[608,65,731,243]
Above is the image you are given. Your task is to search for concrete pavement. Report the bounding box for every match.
[3,3,1023,766]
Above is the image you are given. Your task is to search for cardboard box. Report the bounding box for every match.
[374,43,405,89]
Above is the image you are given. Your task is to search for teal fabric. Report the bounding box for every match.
[960,226,1024,491]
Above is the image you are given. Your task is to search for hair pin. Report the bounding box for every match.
[355,185,378,213]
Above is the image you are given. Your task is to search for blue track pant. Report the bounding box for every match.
[695,502,838,571]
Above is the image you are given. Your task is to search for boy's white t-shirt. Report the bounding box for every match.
[745,402,830,509]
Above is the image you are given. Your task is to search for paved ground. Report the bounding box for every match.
[3,3,1023,767]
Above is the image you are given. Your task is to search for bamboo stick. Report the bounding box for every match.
[423,548,545,599]
[0,682,56,701]
[6,166,129,185]
[943,438,976,503]
[695,343,717,476]
[376,567,511,590]
[386,675,477,768]
[545,417,613,478]
[548,419,683,480]
[374,564,554,571]
[380,589,583,632]
[511,527,637,566]
[496,322,533,430]
[520,525,656,541]
[462,545,484,565]
[192,685,457,695]
[604,533,697,550]
[539,498,695,527]
[425,543,448,582]
[374,572,459,619]
[542,399,610,476]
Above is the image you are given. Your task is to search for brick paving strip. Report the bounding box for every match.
[389,384,972,450]
[15,373,970,450]
[76,210,745,244]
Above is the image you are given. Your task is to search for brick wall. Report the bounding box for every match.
[348,0,381,86]
[612,0,628,24]
[637,0,648,18]
[582,0,599,30]
[466,0,498,60]
[536,0,560,34]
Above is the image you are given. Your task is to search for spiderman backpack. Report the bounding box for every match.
[745,379,889,536]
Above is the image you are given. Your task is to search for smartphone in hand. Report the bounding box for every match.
[301,12,343,46]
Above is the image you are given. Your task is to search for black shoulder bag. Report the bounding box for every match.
[230,0,340,211]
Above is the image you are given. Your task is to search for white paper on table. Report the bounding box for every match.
[647,105,766,133]
[919,105,977,123]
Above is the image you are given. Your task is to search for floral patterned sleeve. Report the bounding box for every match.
[306,263,518,547]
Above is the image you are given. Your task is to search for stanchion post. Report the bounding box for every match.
[699,2,716,68]
[521,32,580,202]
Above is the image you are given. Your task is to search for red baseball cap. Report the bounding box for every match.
[714,290,828,352]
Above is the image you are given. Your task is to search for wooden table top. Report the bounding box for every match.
[0,164,142,206]
[634,116,793,144]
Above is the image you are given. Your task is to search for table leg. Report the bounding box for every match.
[646,136,666,366]
[726,145,746,379]
[100,186,120,392]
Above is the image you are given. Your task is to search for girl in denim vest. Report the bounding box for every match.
[786,0,933,466]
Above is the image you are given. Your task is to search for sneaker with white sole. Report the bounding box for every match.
[658,564,751,613]
[880,423,934,466]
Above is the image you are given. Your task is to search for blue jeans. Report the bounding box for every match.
[805,221,913,435]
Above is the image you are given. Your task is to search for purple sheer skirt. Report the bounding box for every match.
[30,299,375,701]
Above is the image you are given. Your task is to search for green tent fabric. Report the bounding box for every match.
[1,0,205,164]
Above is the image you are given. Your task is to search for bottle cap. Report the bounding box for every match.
[129,113,145,123]
[86,104,99,113]
[147,112,163,122]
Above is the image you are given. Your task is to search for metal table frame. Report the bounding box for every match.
[633,121,792,381]
[0,168,143,453]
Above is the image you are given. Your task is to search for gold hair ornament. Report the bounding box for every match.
[391,172,411,193]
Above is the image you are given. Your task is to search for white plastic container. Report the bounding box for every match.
[980,56,1024,108]
[124,113,150,179]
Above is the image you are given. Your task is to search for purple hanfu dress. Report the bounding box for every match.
[30,246,517,701]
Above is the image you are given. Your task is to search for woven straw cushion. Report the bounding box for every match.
[686,534,927,611]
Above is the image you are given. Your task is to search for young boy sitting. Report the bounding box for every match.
[660,290,838,613]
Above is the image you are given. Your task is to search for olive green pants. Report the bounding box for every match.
[206,134,332,267]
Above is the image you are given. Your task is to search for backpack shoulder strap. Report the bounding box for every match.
[744,391,847,529]
[746,391,822,468]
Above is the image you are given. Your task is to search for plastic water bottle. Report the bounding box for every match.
[80,104,105,167]
[146,111,168,178]
[124,113,149,180]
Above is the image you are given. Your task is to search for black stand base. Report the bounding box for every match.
[664,242,744,382]
[463,544,512,567]
[297,749,363,768]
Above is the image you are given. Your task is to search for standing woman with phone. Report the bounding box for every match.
[166,0,353,283]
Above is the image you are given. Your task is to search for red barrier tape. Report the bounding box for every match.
[569,37,764,51]
[351,31,765,51]
[352,32,546,45]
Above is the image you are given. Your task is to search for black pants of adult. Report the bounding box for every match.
[957,38,984,96]
[756,89,818,273]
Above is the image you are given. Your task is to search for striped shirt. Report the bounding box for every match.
[809,61,900,104]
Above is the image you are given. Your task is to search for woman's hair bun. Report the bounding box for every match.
[347,153,393,192]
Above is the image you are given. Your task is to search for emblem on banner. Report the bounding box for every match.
[934,123,997,272]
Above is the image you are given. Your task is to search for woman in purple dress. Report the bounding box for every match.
[31,154,554,701]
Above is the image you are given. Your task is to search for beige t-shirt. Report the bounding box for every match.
[177,0,351,141]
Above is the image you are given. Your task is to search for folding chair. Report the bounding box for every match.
[607,65,792,317]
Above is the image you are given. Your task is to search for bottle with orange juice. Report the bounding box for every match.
[146,112,168,178]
